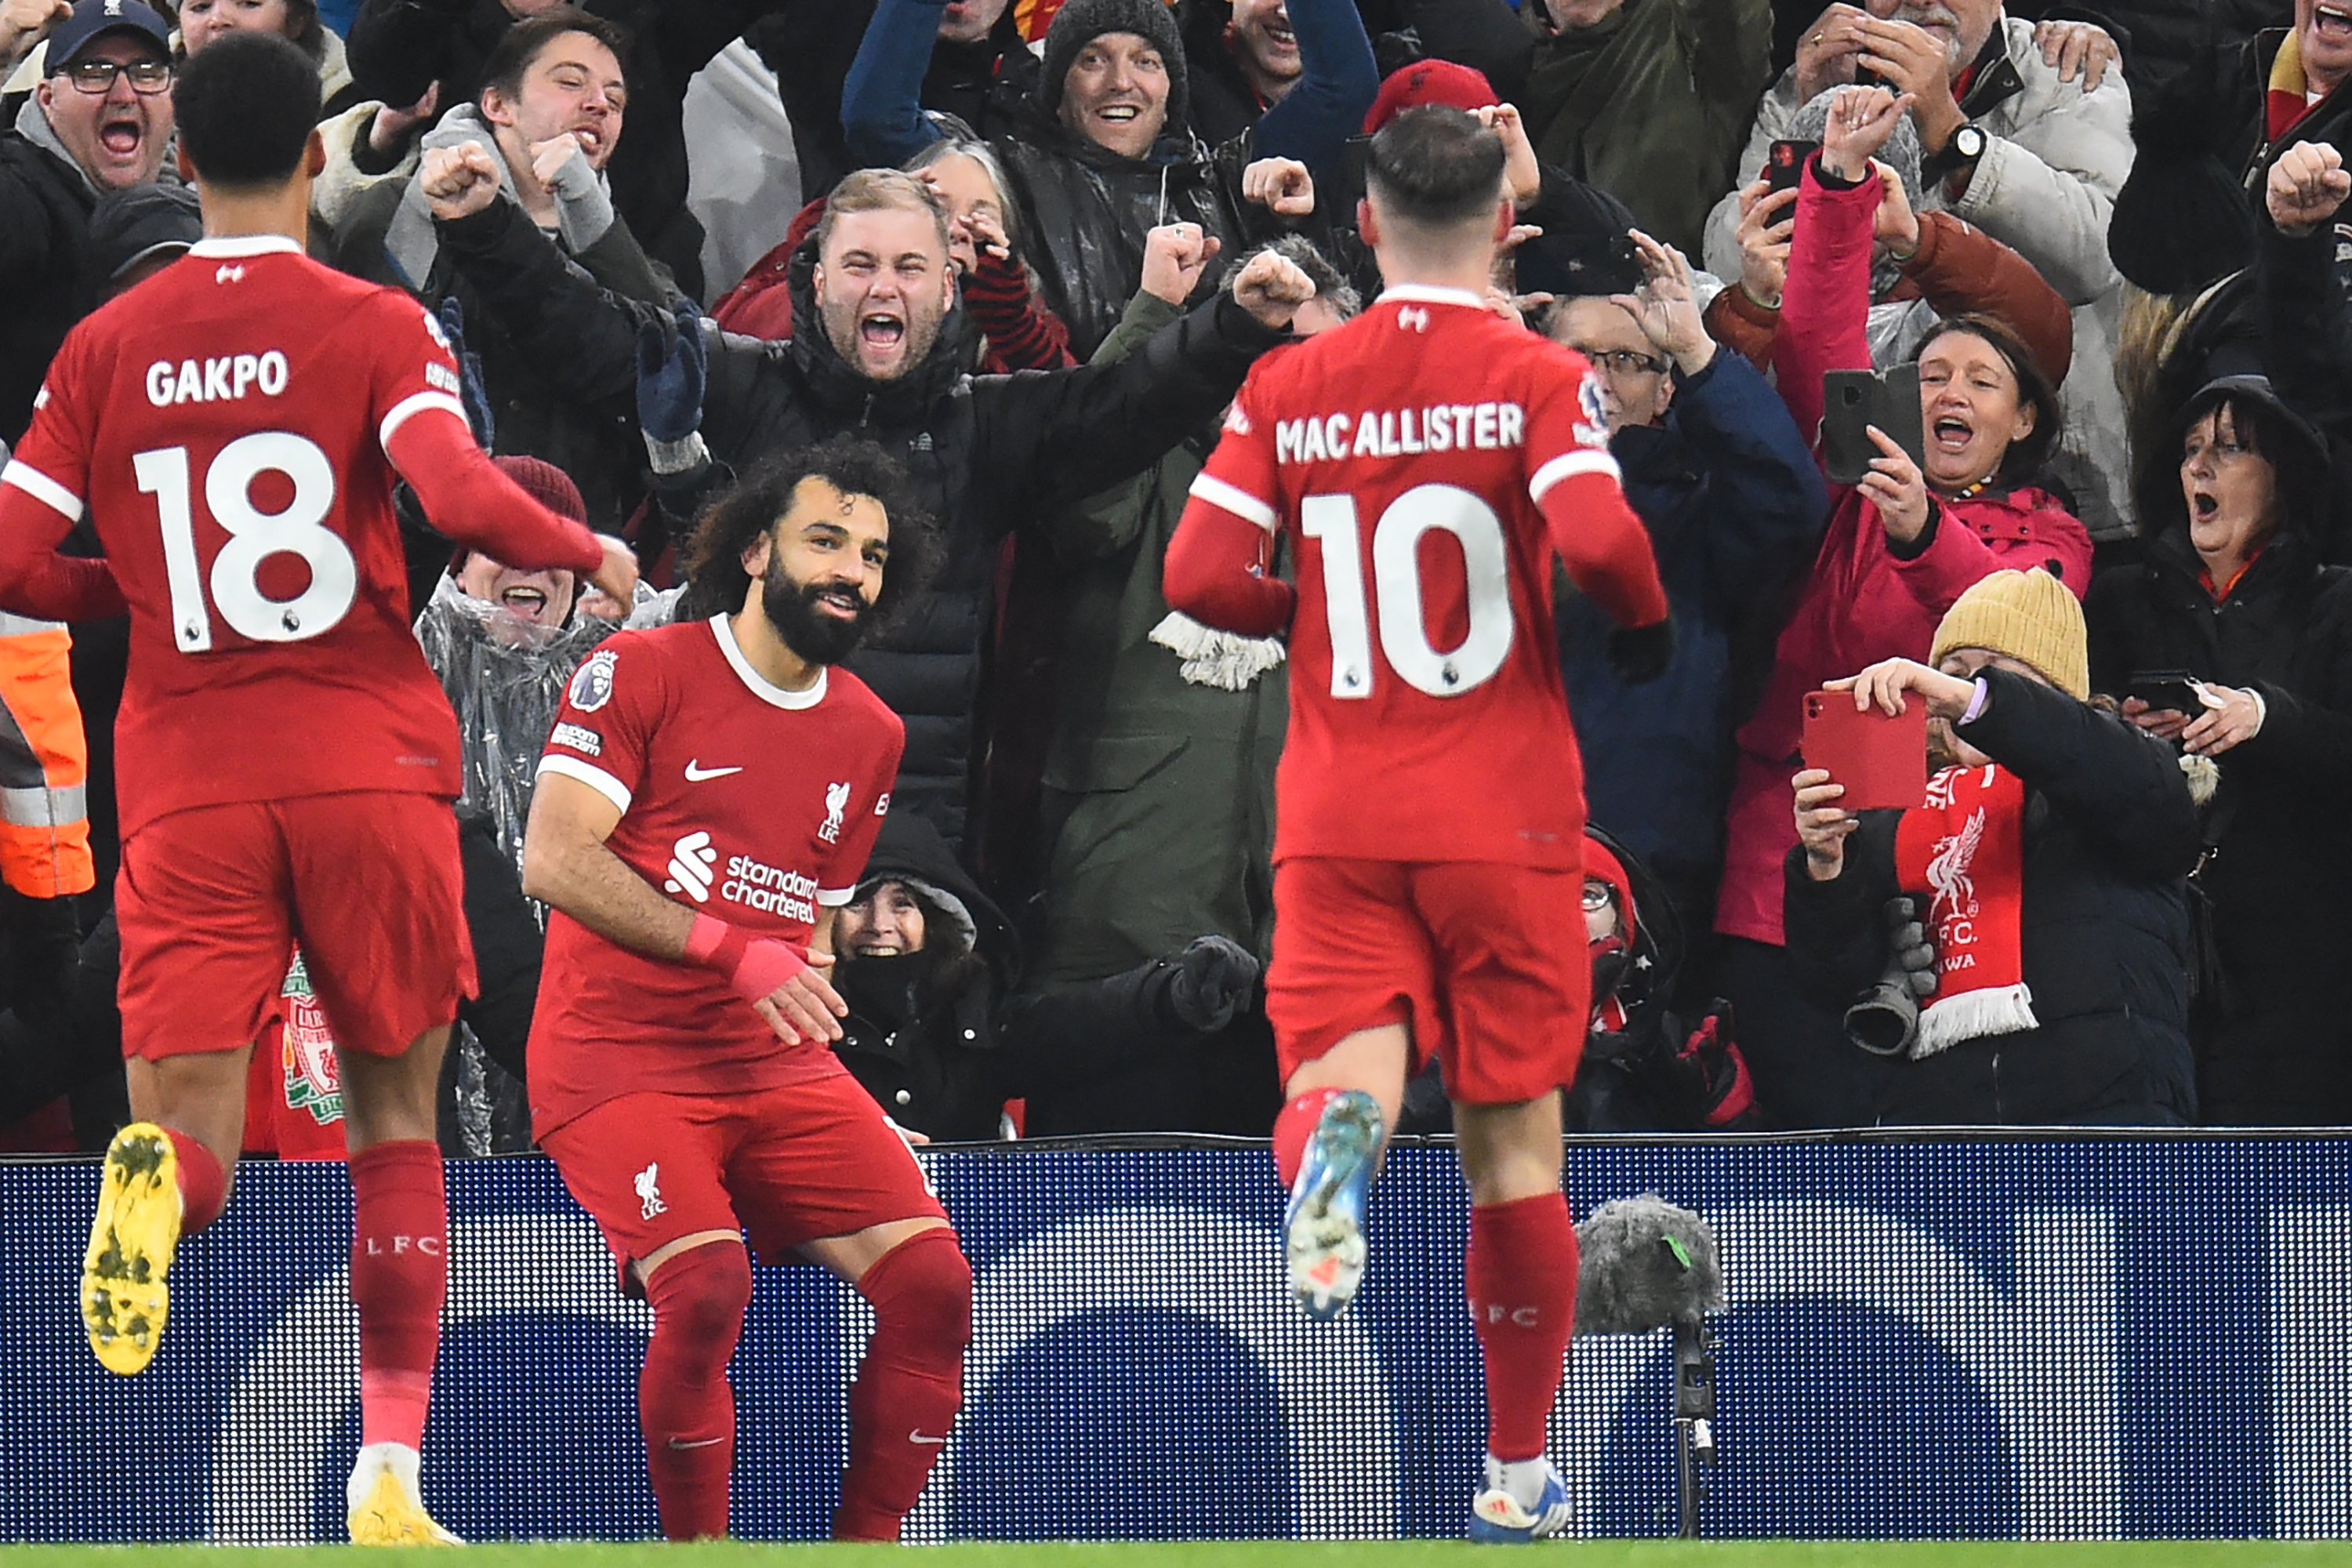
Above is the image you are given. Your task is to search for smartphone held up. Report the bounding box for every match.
[1822,363,1926,487]
[1802,691,1927,811]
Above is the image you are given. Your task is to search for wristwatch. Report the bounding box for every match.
[1925,123,1987,181]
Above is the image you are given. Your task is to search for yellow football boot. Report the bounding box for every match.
[82,1122,183,1376]
[347,1454,464,1546]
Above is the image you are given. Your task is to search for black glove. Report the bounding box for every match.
[436,296,494,449]
[1607,616,1675,685]
[1160,935,1261,1033]
[635,296,708,448]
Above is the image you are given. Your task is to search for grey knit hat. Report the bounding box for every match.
[1037,0,1189,147]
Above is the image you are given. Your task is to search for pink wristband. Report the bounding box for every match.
[685,913,811,1004]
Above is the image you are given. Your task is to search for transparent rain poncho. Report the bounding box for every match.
[415,572,680,874]
[413,572,680,1151]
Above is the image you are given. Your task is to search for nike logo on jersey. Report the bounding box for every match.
[909,1431,949,1446]
[684,760,742,781]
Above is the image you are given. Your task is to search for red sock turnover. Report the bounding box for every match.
[1272,1087,1345,1191]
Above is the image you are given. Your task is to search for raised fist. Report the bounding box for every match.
[2269,141,2352,238]
[1229,247,1316,330]
[1140,221,1219,306]
[419,141,503,223]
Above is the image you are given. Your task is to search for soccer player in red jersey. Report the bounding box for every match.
[522,437,965,1543]
[0,34,636,1543]
[1163,106,1675,1542]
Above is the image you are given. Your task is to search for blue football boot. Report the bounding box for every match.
[1283,1089,1382,1319]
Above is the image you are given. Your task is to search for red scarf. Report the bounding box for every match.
[1894,764,2038,1057]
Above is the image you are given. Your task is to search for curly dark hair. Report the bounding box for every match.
[677,437,941,626]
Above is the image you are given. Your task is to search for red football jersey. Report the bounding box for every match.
[528,615,905,1138]
[0,235,595,837]
[1183,285,1666,869]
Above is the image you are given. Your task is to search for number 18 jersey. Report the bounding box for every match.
[5,237,484,837]
[1186,285,1666,870]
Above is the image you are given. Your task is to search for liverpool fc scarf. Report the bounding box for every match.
[1893,764,2038,1058]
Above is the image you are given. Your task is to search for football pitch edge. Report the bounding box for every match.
[5,1543,2352,1566]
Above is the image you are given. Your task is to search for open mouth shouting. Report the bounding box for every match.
[570,122,607,162]
[2316,1,2352,42]
[858,305,907,359]
[1930,412,1976,455]
[2190,487,2221,524]
[96,106,147,165]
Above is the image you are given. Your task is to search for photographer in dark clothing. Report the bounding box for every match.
[829,812,1264,1140]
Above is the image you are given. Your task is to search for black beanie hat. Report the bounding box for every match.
[1038,0,1189,147]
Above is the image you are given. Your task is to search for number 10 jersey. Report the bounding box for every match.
[5,237,495,837]
[1184,285,1668,870]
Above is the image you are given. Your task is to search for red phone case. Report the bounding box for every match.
[1801,694,1928,811]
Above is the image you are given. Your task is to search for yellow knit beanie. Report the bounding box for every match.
[1929,568,2089,701]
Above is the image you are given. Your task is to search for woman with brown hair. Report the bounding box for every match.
[1713,85,2094,1128]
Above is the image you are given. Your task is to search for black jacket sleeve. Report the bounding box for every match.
[1782,815,1901,1010]
[1956,666,2204,883]
[432,200,662,420]
[991,957,1196,1091]
[2236,573,2352,789]
[968,292,1286,528]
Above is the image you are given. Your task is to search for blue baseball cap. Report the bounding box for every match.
[47,0,172,71]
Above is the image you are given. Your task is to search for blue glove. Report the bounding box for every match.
[436,296,494,449]
[636,296,708,446]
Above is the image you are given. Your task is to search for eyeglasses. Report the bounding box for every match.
[61,58,174,95]
[1583,348,1669,379]
[1581,881,1616,913]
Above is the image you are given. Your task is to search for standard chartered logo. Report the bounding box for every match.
[664,830,716,902]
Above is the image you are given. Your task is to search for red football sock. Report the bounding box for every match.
[348,1140,446,1452]
[835,1229,971,1542]
[163,1126,229,1232]
[641,1242,752,1541]
[1465,1192,1579,1462]
[1272,1087,1345,1191]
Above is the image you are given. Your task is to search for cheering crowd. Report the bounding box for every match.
[1,0,2347,1150]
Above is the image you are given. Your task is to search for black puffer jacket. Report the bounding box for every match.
[992,93,1282,359]
[831,811,1242,1139]
[1784,668,2202,1126]
[0,129,100,445]
[2089,524,2352,1123]
[431,201,1288,849]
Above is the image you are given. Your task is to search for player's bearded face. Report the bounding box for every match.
[760,550,877,666]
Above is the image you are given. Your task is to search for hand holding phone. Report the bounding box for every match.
[2125,670,2203,716]
[1802,691,1928,811]
[1822,363,1925,486]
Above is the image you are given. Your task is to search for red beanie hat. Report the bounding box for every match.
[491,455,588,524]
[1362,58,1499,136]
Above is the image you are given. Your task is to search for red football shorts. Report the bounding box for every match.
[539,1072,950,1291]
[114,792,475,1063]
[1268,856,1590,1106]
